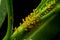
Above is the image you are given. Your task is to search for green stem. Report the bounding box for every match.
[3,0,13,40]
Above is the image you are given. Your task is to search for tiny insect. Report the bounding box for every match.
[25,23,38,32]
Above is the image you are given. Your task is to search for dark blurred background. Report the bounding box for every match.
[0,0,60,40]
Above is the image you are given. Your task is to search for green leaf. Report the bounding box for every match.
[0,0,7,28]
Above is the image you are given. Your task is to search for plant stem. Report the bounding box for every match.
[3,0,13,40]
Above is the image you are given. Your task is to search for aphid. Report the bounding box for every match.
[33,16,39,22]
[31,22,34,24]
[28,23,37,29]
[46,3,52,8]
[32,13,37,20]
[22,18,25,22]
[32,16,36,20]
[14,27,17,31]
[47,6,51,8]
[33,9,37,13]
[28,24,34,29]
[36,10,39,13]
[30,13,33,16]
[14,27,19,32]
[33,9,35,12]
[24,21,38,32]
[19,23,21,25]
[25,17,28,22]
[24,15,31,25]
[27,15,31,20]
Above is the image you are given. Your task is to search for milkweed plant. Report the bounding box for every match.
[0,0,60,40]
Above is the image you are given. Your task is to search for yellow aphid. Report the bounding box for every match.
[32,16,36,20]
[46,3,51,8]
[27,15,31,20]
[24,17,30,25]
[33,9,35,12]
[25,15,31,22]
[47,6,51,8]
[21,23,24,27]
[25,17,28,21]
[33,15,36,18]
[20,23,21,25]
[22,18,25,22]
[14,27,19,32]
[31,22,34,24]
[14,27,17,31]
[28,25,33,28]
[33,9,37,13]
[36,10,39,13]
[34,13,36,17]
[30,13,32,16]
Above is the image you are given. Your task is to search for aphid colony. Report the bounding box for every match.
[13,9,39,32]
[13,0,56,32]
[40,0,56,16]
